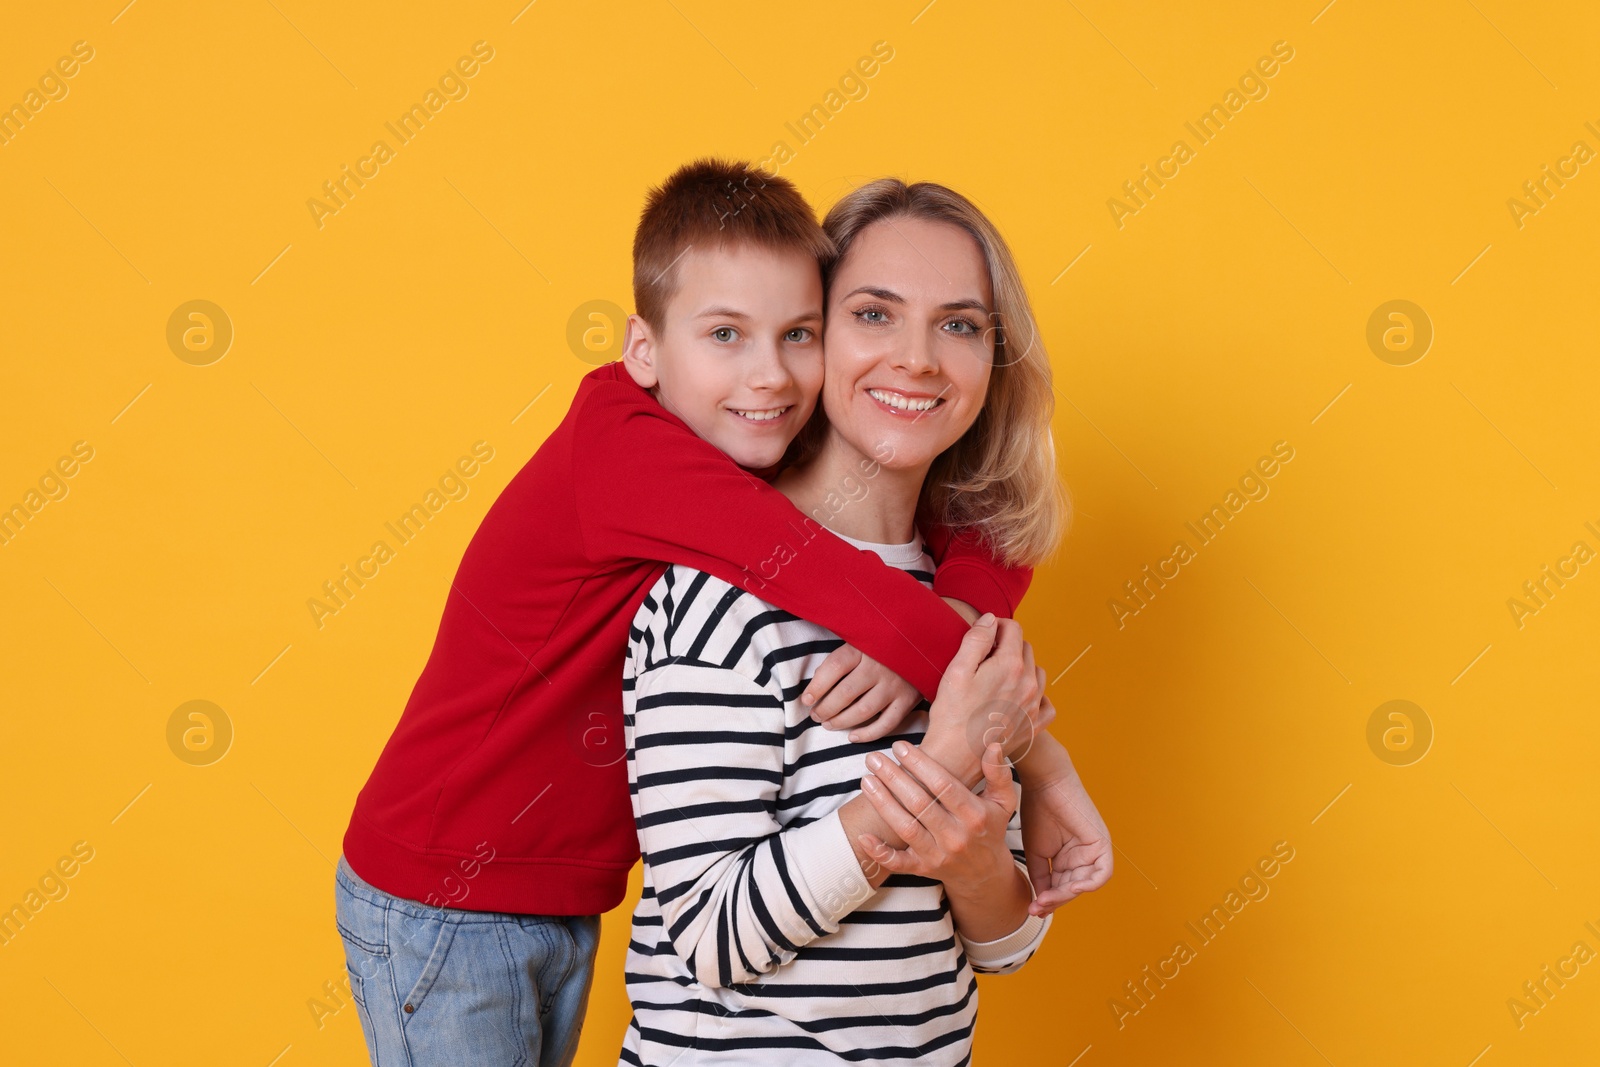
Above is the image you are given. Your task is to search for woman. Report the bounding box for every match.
[619,179,1099,1065]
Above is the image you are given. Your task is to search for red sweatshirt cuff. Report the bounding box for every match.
[933,560,1020,619]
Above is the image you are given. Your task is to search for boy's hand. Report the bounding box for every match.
[802,644,923,743]
[1018,737,1113,915]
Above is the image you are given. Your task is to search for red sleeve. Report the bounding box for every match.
[921,522,1033,619]
[571,375,969,700]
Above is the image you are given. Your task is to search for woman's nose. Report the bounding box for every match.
[891,327,937,376]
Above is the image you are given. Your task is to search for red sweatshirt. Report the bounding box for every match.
[341,363,1031,916]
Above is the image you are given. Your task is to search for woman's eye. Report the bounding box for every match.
[785,327,813,342]
[945,318,979,336]
[854,307,888,324]
[711,326,738,343]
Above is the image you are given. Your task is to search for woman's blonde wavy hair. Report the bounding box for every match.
[809,178,1069,568]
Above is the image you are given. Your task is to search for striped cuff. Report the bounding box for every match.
[960,863,1051,972]
[963,912,1049,970]
[788,810,873,926]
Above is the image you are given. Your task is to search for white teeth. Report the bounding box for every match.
[868,388,940,412]
[731,407,788,422]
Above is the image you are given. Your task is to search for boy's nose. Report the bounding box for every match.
[747,342,792,389]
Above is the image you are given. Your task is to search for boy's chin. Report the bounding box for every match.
[724,443,792,474]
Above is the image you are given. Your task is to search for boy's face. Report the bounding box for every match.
[624,243,824,470]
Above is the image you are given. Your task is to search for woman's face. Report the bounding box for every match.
[821,216,995,472]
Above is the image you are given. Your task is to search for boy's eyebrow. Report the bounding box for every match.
[694,306,753,320]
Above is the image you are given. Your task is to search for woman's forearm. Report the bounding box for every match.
[945,858,1035,943]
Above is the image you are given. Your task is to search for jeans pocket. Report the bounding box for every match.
[388,909,460,1020]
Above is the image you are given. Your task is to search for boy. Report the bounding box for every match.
[334,159,1041,1065]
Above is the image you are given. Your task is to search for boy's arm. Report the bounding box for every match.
[573,376,968,700]
[922,521,1033,621]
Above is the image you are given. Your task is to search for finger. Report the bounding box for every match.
[848,694,920,744]
[1026,850,1053,901]
[989,618,1023,661]
[980,743,1017,815]
[948,614,999,678]
[812,669,879,726]
[1063,849,1114,892]
[1031,882,1084,913]
[868,752,954,837]
[1033,850,1114,911]
[801,645,861,709]
[860,773,935,848]
[856,833,918,876]
[1035,695,1058,731]
[883,744,967,833]
[827,683,895,732]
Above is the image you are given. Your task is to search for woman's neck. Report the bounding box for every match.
[775,428,933,545]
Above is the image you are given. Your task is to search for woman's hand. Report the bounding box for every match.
[801,644,923,743]
[920,615,1051,786]
[1017,737,1113,915]
[857,741,1023,909]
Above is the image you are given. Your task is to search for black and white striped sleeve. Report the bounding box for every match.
[631,661,873,989]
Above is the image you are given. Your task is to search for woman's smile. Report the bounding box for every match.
[864,386,948,416]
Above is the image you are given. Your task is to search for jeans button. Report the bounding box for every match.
[403,1003,415,1013]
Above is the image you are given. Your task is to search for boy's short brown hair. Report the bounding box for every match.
[632,159,834,328]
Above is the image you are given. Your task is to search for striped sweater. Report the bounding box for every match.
[620,531,1050,1066]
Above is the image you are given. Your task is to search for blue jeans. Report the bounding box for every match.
[334,854,601,1067]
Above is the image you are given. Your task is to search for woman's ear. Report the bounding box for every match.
[621,314,658,388]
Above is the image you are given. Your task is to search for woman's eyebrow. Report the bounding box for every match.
[839,285,904,303]
[940,298,991,314]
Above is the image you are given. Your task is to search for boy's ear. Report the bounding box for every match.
[621,314,658,389]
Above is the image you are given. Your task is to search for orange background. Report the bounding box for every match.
[2,1,1597,1064]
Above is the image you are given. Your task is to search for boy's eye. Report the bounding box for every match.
[711,326,739,343]
[785,327,814,342]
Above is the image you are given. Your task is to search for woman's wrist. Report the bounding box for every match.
[1013,729,1074,787]
[945,854,1034,943]
[915,730,983,789]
